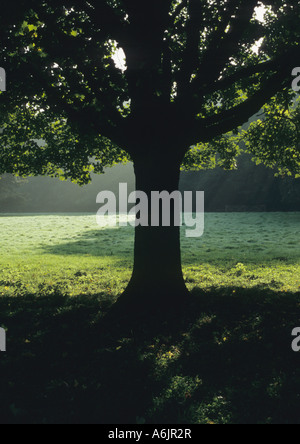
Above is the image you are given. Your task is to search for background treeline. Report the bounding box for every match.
[0,155,299,213]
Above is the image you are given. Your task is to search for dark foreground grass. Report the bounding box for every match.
[0,286,299,424]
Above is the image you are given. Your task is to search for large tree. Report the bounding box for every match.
[1,0,300,315]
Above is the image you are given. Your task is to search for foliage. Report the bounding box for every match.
[243,95,300,177]
[1,1,300,181]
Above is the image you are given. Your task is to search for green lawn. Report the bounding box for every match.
[0,212,299,297]
[0,213,299,424]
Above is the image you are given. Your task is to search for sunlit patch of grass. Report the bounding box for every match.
[0,213,299,297]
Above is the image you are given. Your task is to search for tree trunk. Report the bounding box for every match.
[112,152,190,318]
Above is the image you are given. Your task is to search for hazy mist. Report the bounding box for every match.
[0,156,299,213]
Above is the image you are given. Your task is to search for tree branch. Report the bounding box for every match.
[193,63,295,143]
[177,0,203,98]
[78,0,128,45]
[200,0,241,57]
[195,0,259,87]
[121,0,172,114]
[201,55,286,96]
[168,0,188,28]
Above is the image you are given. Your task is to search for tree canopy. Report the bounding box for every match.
[1,0,300,182]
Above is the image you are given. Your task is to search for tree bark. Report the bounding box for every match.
[112,151,190,318]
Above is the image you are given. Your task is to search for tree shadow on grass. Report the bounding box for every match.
[41,228,134,259]
[40,227,300,266]
[0,285,299,424]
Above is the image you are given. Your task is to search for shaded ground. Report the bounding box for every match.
[0,286,299,424]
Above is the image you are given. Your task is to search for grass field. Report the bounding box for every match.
[0,212,300,296]
[0,213,299,424]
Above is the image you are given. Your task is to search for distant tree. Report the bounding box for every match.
[1,1,300,315]
[0,174,18,200]
[0,175,27,212]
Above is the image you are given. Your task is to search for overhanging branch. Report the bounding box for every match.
[195,0,259,88]
[194,69,292,142]
[201,55,287,96]
[177,0,203,98]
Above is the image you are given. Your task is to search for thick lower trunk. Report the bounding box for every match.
[112,153,189,318]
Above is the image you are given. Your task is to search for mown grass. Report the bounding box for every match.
[0,213,299,424]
